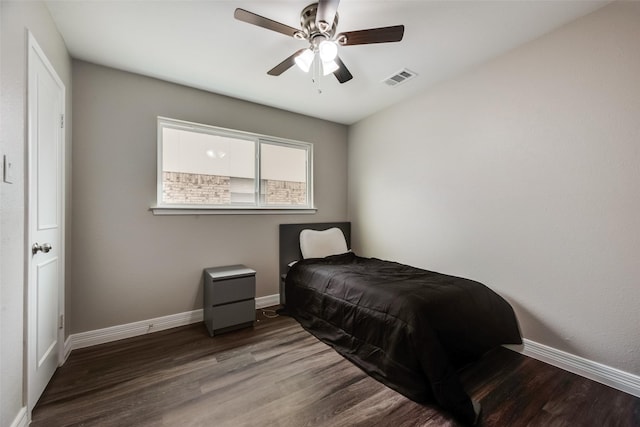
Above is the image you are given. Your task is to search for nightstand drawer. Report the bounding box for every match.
[205,275,255,306]
[210,299,255,332]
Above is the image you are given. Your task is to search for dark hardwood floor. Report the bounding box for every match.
[32,309,640,427]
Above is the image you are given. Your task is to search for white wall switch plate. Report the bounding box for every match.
[3,155,15,184]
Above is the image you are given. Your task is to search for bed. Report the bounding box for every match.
[279,222,521,424]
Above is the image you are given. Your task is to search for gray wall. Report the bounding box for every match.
[71,61,348,333]
[0,1,73,424]
[348,1,640,376]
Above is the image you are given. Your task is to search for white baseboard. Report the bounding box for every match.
[255,293,280,309]
[68,295,280,352]
[65,299,640,400]
[63,335,73,362]
[69,309,204,351]
[10,407,29,427]
[505,339,640,398]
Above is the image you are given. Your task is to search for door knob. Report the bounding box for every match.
[32,242,52,255]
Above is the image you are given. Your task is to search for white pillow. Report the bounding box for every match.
[300,227,348,259]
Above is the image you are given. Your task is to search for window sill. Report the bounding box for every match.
[150,206,318,216]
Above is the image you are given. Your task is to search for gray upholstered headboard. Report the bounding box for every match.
[278,222,351,281]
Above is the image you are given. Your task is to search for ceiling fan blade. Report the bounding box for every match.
[333,56,353,84]
[337,25,405,46]
[316,0,340,29]
[267,49,307,76]
[234,8,301,38]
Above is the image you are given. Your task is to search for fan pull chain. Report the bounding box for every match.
[312,55,323,94]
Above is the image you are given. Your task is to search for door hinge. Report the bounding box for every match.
[59,314,64,329]
[61,114,64,129]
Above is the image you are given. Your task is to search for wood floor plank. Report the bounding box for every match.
[31,309,640,427]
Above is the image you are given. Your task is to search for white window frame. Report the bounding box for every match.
[151,117,315,215]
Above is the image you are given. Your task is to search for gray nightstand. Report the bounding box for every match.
[203,265,256,336]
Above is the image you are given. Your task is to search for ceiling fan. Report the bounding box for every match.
[234,1,405,84]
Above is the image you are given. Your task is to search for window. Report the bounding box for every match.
[155,117,313,212]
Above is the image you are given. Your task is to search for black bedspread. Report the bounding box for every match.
[285,252,521,424]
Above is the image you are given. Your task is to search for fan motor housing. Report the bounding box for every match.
[300,3,339,39]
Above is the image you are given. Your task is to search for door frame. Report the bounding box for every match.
[26,30,66,411]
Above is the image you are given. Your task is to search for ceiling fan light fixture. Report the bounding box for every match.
[318,40,338,62]
[235,2,405,84]
[322,59,339,76]
[294,48,314,73]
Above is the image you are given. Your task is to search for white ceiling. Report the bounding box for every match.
[45,0,610,125]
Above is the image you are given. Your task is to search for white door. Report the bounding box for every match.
[27,32,66,411]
